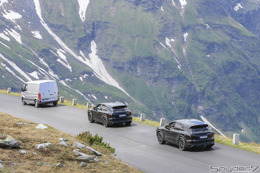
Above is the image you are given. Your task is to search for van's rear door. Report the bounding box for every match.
[40,81,58,102]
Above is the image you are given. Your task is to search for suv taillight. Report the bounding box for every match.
[38,93,41,100]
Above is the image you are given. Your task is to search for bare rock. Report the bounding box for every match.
[76,155,96,162]
[80,162,86,167]
[16,122,28,125]
[36,124,48,129]
[73,149,88,157]
[59,141,68,147]
[0,134,20,148]
[19,149,27,154]
[56,163,64,167]
[35,143,52,149]
[86,146,102,156]
[59,138,68,142]
[73,142,85,149]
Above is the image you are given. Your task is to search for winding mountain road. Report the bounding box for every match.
[0,94,259,173]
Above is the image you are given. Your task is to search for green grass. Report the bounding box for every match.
[132,117,160,127]
[0,89,21,97]
[215,135,260,154]
[59,99,89,110]
[1,90,259,154]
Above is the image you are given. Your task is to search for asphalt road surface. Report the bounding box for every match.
[0,94,259,173]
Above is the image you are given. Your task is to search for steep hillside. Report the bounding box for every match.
[0,0,259,143]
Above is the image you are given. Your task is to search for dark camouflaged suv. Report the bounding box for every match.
[88,102,132,127]
[156,119,215,151]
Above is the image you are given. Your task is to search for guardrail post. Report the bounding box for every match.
[140,114,145,121]
[233,133,239,145]
[60,96,64,103]
[7,88,11,93]
[86,102,89,109]
[160,118,166,126]
[72,99,77,106]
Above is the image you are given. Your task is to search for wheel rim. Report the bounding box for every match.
[179,138,185,150]
[157,132,163,143]
[88,113,92,121]
[103,118,107,126]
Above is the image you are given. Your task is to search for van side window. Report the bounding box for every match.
[24,84,28,91]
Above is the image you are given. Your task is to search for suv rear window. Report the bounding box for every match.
[112,106,128,113]
[190,125,209,133]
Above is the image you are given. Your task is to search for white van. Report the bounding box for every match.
[21,80,59,108]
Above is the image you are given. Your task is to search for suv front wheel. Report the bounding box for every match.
[157,131,166,144]
[88,112,94,123]
[178,136,187,151]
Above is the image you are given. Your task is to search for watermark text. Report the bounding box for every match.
[210,165,259,173]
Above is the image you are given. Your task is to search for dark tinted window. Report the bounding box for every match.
[101,105,108,111]
[112,106,128,113]
[96,105,102,111]
[174,123,183,131]
[169,122,176,128]
[190,126,209,133]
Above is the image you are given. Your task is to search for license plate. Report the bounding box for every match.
[119,114,126,117]
[200,136,207,139]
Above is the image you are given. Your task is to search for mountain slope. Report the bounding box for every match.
[0,0,259,143]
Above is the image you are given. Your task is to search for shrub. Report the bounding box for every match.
[77,131,115,153]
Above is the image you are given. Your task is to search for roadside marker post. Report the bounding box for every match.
[233,133,239,145]
[140,114,145,121]
[72,99,77,106]
[7,88,11,93]
[160,118,166,126]
[60,96,64,103]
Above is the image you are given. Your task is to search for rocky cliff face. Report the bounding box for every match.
[0,0,259,142]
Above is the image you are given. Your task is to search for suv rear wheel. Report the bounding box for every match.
[102,117,108,127]
[178,136,187,151]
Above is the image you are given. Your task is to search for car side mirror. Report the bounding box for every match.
[93,107,97,111]
[21,88,24,92]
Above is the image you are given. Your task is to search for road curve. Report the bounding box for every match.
[0,94,259,173]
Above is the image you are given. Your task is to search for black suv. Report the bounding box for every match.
[156,119,214,151]
[88,102,132,127]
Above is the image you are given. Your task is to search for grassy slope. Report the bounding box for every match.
[0,112,140,173]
